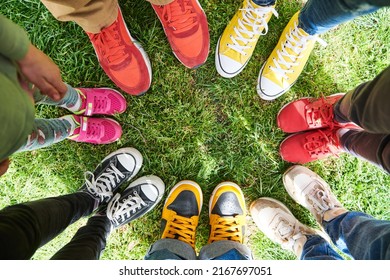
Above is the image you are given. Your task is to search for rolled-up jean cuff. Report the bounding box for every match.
[146,238,197,260]
[198,240,253,260]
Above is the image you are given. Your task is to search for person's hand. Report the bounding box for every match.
[17,43,67,101]
[0,158,10,177]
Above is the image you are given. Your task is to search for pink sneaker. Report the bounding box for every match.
[75,88,127,116]
[68,116,122,144]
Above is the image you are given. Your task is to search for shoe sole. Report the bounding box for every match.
[215,36,250,78]
[256,63,296,101]
[208,181,244,215]
[102,147,143,182]
[249,196,294,217]
[165,180,203,213]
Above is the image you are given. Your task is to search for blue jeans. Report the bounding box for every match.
[144,239,253,260]
[251,0,389,34]
[301,212,390,260]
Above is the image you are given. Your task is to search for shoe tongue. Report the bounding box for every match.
[168,191,199,218]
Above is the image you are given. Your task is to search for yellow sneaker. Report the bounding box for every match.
[208,182,246,244]
[160,180,203,248]
[216,0,278,78]
[257,11,326,100]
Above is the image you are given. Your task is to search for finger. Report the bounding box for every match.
[0,158,10,177]
[35,79,61,101]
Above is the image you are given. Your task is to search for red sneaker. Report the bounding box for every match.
[279,128,344,164]
[87,7,152,95]
[152,0,210,69]
[75,88,127,116]
[68,116,122,144]
[277,93,360,133]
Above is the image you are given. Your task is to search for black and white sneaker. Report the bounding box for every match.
[106,175,165,229]
[79,147,143,205]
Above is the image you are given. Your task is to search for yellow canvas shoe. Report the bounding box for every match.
[216,0,278,78]
[208,182,247,244]
[160,180,203,248]
[257,11,326,100]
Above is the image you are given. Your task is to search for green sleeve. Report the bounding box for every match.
[0,14,30,61]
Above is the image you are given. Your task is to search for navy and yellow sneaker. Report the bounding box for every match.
[160,180,203,248]
[208,182,246,244]
[79,147,143,207]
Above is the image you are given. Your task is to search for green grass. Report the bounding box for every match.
[0,0,389,260]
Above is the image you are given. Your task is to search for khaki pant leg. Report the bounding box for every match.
[146,0,174,6]
[40,0,118,33]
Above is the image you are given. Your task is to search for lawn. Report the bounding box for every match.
[0,0,389,260]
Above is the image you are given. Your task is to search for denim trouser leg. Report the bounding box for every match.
[301,235,343,260]
[299,0,389,35]
[144,239,197,260]
[199,240,253,260]
[323,212,390,260]
[251,0,276,7]
[0,193,96,260]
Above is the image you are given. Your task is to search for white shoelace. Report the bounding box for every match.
[107,191,147,226]
[272,214,304,251]
[228,1,278,55]
[84,163,125,202]
[304,182,337,217]
[270,22,326,79]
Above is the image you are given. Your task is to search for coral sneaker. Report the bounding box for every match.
[160,180,203,248]
[208,182,246,244]
[152,0,210,69]
[87,7,152,95]
[216,0,278,78]
[277,93,361,133]
[68,115,122,144]
[279,128,345,164]
[257,12,326,100]
[75,88,127,116]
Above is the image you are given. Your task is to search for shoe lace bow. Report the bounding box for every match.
[89,23,128,64]
[305,182,337,216]
[304,129,341,158]
[161,0,198,34]
[209,217,242,243]
[305,96,335,129]
[107,191,147,225]
[228,2,278,55]
[272,214,303,250]
[84,163,125,201]
[166,215,197,247]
